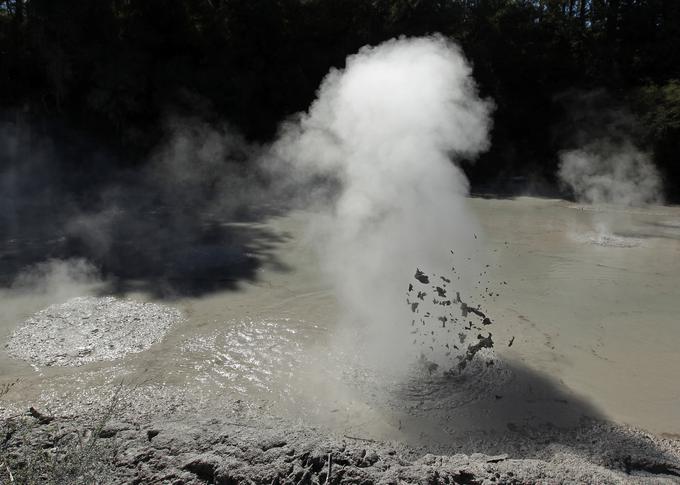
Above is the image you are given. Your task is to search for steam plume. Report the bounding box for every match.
[271,36,493,371]
[558,140,663,207]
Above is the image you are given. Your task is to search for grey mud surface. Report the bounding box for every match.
[2,198,680,483]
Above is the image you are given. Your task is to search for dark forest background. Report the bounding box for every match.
[1,0,679,200]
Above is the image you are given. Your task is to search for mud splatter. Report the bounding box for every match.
[406,254,503,375]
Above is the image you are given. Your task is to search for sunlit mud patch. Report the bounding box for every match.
[396,349,512,414]
[6,296,182,367]
[178,317,327,396]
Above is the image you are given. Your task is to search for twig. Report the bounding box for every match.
[2,462,14,482]
[324,453,332,485]
[91,379,125,443]
[223,421,273,430]
[28,407,54,424]
[0,379,20,399]
[1,412,26,421]
[343,435,378,443]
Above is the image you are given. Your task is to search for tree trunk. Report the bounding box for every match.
[14,0,24,25]
[580,0,587,26]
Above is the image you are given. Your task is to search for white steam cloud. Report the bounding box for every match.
[558,140,663,207]
[271,36,493,371]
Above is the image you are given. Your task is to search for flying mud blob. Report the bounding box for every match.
[407,260,502,374]
[414,269,430,284]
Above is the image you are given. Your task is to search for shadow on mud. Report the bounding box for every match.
[396,358,680,477]
[0,206,292,299]
[0,119,298,299]
[613,220,680,242]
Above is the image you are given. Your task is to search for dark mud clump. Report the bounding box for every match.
[406,257,502,374]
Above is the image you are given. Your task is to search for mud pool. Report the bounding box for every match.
[1,196,680,447]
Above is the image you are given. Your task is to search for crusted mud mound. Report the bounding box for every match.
[2,412,679,485]
[6,297,182,367]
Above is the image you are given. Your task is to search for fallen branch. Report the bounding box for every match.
[324,453,332,485]
[1,462,14,482]
[28,407,54,425]
[343,435,378,443]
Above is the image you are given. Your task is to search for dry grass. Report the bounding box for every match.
[0,381,123,485]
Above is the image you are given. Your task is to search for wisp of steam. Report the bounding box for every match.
[558,140,663,207]
[270,36,493,373]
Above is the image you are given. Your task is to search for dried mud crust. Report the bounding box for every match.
[5,296,183,367]
[4,412,680,485]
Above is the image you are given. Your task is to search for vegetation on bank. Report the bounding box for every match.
[0,381,119,485]
[1,1,679,198]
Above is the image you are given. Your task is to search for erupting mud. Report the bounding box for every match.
[407,264,499,373]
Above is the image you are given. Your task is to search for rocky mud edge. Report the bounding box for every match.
[2,405,680,485]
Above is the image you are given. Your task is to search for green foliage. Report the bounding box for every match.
[635,80,680,138]
[1,0,679,196]
[631,80,680,191]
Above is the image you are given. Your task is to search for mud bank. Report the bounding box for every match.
[2,408,679,484]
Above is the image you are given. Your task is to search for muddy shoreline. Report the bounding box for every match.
[2,198,680,483]
[2,402,680,484]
